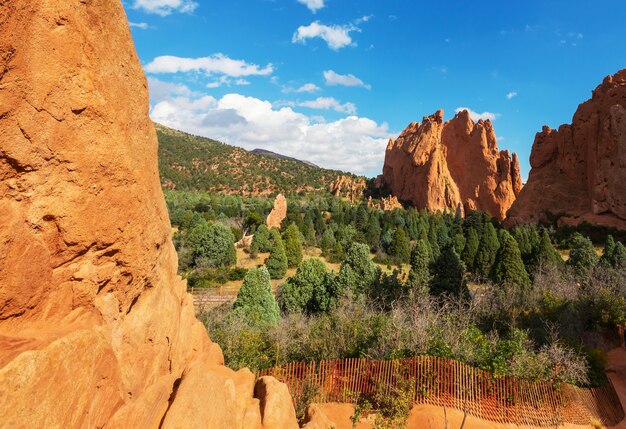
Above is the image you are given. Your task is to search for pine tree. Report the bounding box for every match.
[187,222,236,268]
[407,239,432,291]
[600,235,617,267]
[320,228,336,255]
[567,233,599,282]
[431,246,467,297]
[279,258,335,314]
[491,231,531,288]
[233,266,280,325]
[337,243,380,296]
[365,213,382,250]
[535,229,563,269]
[265,234,288,279]
[251,224,271,252]
[428,220,441,261]
[283,223,303,268]
[475,222,500,277]
[612,242,626,269]
[462,227,479,270]
[388,227,411,264]
[453,233,466,256]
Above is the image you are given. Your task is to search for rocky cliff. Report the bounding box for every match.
[0,1,296,428]
[382,110,522,221]
[507,69,626,229]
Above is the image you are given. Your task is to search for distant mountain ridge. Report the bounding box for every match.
[155,123,365,197]
[250,148,319,168]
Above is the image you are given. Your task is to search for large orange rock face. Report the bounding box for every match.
[0,1,295,428]
[507,69,626,229]
[382,110,522,221]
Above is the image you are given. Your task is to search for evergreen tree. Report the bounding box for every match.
[427,220,441,261]
[355,204,369,231]
[535,229,563,269]
[251,224,271,252]
[431,246,467,297]
[462,227,479,270]
[612,242,626,269]
[567,233,599,282]
[187,222,236,268]
[337,243,380,296]
[320,228,336,255]
[388,227,411,264]
[453,233,466,256]
[407,239,432,291]
[491,231,531,288]
[302,215,316,246]
[475,222,500,277]
[283,223,303,269]
[265,234,288,279]
[365,213,382,250]
[233,266,280,325]
[600,235,617,267]
[279,258,337,314]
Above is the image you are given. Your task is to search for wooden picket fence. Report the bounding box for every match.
[257,356,624,426]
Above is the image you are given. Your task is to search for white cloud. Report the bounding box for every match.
[206,76,252,88]
[299,97,357,114]
[283,83,321,93]
[132,0,198,16]
[455,107,498,122]
[150,92,392,174]
[506,91,518,100]
[296,0,325,13]
[147,77,196,101]
[144,54,274,77]
[323,70,370,89]
[292,21,357,50]
[129,22,149,29]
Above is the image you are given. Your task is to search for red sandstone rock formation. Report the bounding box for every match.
[266,194,287,229]
[0,1,296,427]
[329,175,367,203]
[507,70,626,230]
[367,196,403,211]
[382,110,522,221]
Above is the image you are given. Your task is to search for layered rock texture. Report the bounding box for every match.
[382,110,522,221]
[0,1,295,428]
[507,70,626,229]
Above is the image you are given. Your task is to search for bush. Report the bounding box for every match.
[233,266,280,325]
[265,234,288,279]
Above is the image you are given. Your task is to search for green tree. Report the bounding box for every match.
[187,222,236,268]
[567,233,599,282]
[232,266,279,325]
[320,228,336,255]
[251,224,271,252]
[600,235,617,267]
[491,231,531,289]
[612,242,626,269]
[388,227,411,264]
[280,258,333,314]
[265,234,288,279]
[431,246,467,297]
[407,239,431,291]
[283,223,303,269]
[475,222,500,277]
[535,229,563,269]
[337,243,380,296]
[365,213,382,250]
[462,227,479,270]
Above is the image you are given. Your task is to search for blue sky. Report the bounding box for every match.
[123,0,626,179]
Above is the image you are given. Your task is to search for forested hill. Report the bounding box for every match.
[156,123,365,196]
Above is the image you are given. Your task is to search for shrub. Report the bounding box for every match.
[233,266,280,325]
[265,234,288,279]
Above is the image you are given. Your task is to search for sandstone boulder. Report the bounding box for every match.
[507,69,626,230]
[329,175,367,203]
[266,194,287,229]
[254,376,300,429]
[0,1,296,428]
[382,110,522,221]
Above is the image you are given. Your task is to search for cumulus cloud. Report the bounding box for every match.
[150,91,392,174]
[296,0,325,13]
[292,21,357,50]
[129,22,149,29]
[455,107,498,122]
[206,76,251,88]
[506,91,518,100]
[323,70,371,89]
[299,97,357,114]
[144,54,274,77]
[283,83,321,93]
[132,0,198,16]
[147,77,196,101]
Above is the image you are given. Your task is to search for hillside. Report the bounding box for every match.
[156,123,364,196]
[250,148,319,168]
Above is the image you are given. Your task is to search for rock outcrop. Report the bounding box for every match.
[0,1,296,428]
[507,69,626,229]
[266,194,287,229]
[367,195,403,211]
[329,175,367,203]
[382,110,522,221]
